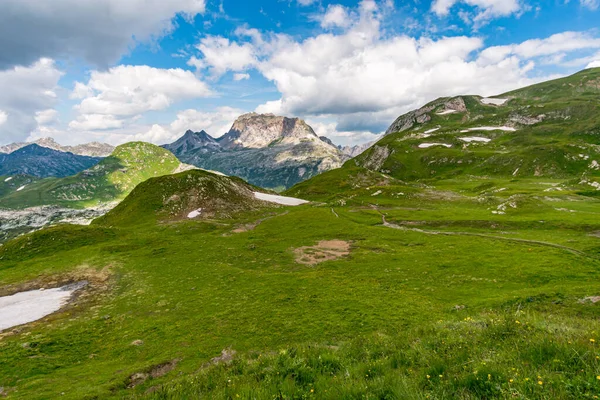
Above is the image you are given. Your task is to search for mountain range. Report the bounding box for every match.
[2,68,600,399]
[0,137,114,157]
[162,113,347,190]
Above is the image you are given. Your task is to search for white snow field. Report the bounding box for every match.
[459,137,492,143]
[418,143,452,148]
[481,98,509,105]
[254,192,308,206]
[460,126,516,133]
[0,284,85,331]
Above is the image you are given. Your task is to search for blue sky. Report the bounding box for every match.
[0,0,599,147]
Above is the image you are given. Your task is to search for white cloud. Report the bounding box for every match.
[0,110,7,127]
[233,73,251,81]
[69,65,212,131]
[34,109,59,126]
[432,0,521,23]
[129,107,244,144]
[197,1,600,138]
[581,0,599,10]
[587,60,600,68]
[321,5,351,29]
[0,0,206,68]
[191,36,256,77]
[297,0,317,5]
[0,58,63,144]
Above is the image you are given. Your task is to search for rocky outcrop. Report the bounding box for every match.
[164,113,346,190]
[339,141,375,158]
[162,130,221,156]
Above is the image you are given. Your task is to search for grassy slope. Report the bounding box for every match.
[1,178,599,399]
[1,71,600,399]
[0,142,180,209]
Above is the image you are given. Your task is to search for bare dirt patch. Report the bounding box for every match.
[294,240,351,265]
[127,359,180,388]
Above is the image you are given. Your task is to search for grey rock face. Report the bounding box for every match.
[0,204,115,243]
[339,141,375,158]
[164,113,347,190]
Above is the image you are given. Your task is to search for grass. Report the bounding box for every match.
[1,69,600,399]
[1,173,600,399]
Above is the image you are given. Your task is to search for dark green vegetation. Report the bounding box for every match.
[0,70,599,399]
[0,142,181,209]
[0,144,102,178]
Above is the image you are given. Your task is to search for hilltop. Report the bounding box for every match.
[162,113,346,190]
[0,142,181,209]
[0,137,114,157]
[288,68,600,200]
[1,69,600,400]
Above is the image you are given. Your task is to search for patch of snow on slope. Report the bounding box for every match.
[436,110,457,115]
[0,284,85,331]
[481,98,508,105]
[459,137,491,143]
[16,185,26,191]
[187,209,202,218]
[460,126,516,133]
[4,177,12,182]
[254,192,308,206]
[424,127,440,134]
[418,143,452,148]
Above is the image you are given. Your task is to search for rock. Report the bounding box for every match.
[131,340,144,346]
[361,145,391,171]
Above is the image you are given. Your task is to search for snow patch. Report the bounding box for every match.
[460,126,516,133]
[187,209,202,218]
[459,137,491,143]
[481,98,508,106]
[4,177,12,182]
[0,283,85,331]
[424,127,440,134]
[254,192,308,206]
[418,143,452,148]
[371,190,383,196]
[436,110,458,115]
[16,185,26,191]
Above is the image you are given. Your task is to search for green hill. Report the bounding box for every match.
[0,142,181,209]
[1,70,600,400]
[96,169,281,227]
[288,68,600,201]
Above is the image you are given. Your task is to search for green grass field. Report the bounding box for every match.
[1,173,599,399]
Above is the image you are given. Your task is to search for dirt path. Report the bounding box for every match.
[380,215,594,259]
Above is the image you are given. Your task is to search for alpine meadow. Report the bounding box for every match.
[1,1,600,399]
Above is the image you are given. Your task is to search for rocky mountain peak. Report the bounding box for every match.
[220,113,324,150]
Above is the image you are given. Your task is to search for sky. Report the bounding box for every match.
[0,0,599,147]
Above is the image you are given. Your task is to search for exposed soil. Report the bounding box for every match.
[127,359,180,388]
[294,240,351,265]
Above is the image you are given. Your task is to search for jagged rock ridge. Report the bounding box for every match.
[162,113,348,190]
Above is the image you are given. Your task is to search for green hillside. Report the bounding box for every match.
[0,142,181,209]
[1,70,600,400]
[96,169,277,227]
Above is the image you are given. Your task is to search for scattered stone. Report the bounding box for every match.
[131,340,144,346]
[579,296,600,304]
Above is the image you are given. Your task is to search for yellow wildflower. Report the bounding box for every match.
[591,339,596,343]
[538,381,543,385]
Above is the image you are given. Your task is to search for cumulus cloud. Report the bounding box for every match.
[190,0,600,138]
[0,0,206,69]
[0,110,7,127]
[321,5,351,29]
[126,107,244,144]
[69,65,213,130]
[587,60,600,68]
[0,58,63,144]
[233,73,251,81]
[190,36,256,77]
[431,0,521,23]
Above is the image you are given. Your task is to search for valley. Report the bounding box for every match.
[0,69,599,399]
